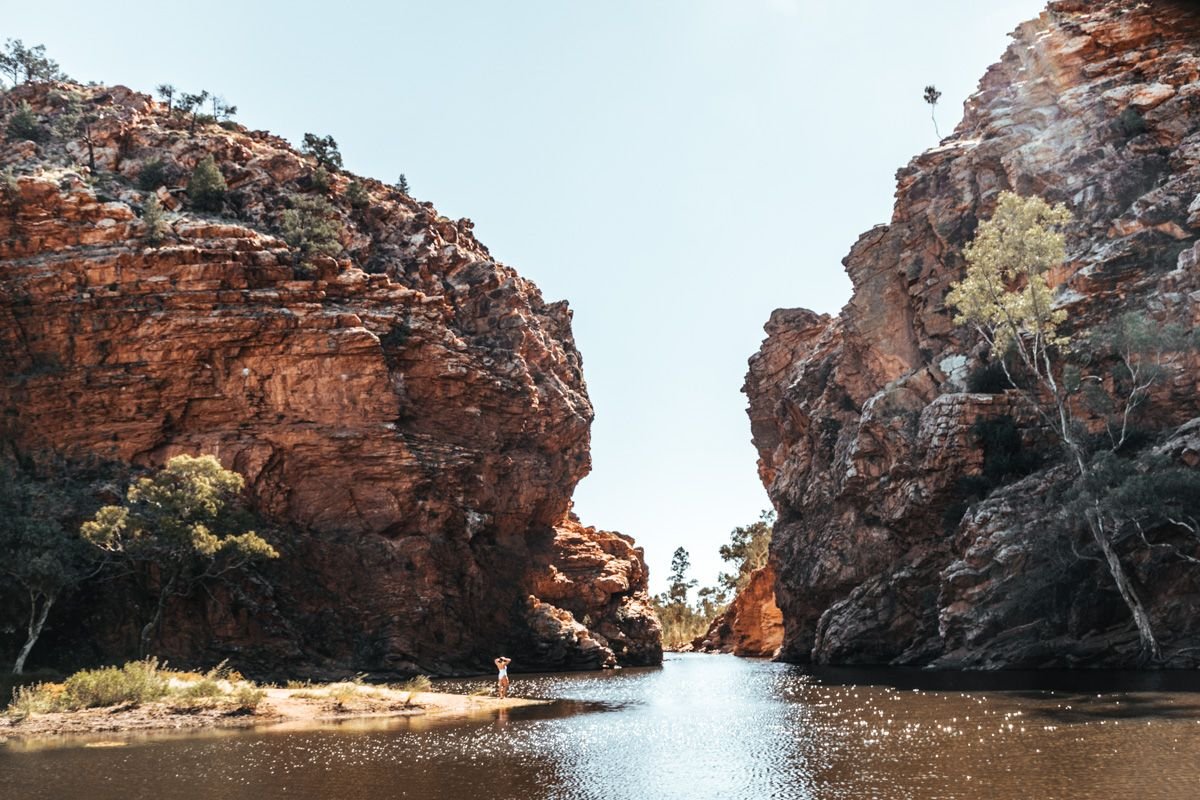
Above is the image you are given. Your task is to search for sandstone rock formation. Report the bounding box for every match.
[692,564,783,658]
[0,82,660,676]
[746,0,1200,668]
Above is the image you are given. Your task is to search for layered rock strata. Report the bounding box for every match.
[692,564,784,658]
[746,0,1200,668]
[0,82,660,675]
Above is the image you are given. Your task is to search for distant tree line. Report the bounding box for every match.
[652,511,775,648]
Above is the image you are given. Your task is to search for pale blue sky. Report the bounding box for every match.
[7,1,1047,595]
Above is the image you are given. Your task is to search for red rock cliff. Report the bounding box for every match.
[746,0,1200,668]
[0,82,661,676]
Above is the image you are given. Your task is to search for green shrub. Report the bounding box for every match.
[186,154,227,213]
[232,685,266,710]
[280,195,342,270]
[6,683,60,718]
[6,101,47,143]
[346,180,370,209]
[142,195,168,245]
[136,158,172,191]
[310,166,332,193]
[62,659,170,709]
[965,361,1010,394]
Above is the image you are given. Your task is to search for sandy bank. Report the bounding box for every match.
[1,685,546,743]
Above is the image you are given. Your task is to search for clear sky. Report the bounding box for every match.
[6,1,1047,595]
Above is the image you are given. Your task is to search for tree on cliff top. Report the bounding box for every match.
[923,85,942,139]
[947,191,1196,662]
[302,133,343,172]
[718,510,774,594]
[0,39,67,87]
[81,455,278,656]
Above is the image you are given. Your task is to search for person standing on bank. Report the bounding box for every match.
[494,656,511,699]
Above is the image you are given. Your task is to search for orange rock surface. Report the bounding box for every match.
[693,564,783,658]
[0,82,660,675]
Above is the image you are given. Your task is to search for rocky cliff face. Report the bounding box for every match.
[747,0,1200,668]
[692,564,783,658]
[0,82,660,676]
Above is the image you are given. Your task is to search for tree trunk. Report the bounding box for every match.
[139,574,177,657]
[1088,508,1161,662]
[13,591,54,675]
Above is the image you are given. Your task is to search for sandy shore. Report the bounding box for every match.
[0,685,546,743]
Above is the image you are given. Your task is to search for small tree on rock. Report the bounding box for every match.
[6,101,48,143]
[395,173,410,194]
[142,195,168,245]
[81,455,278,656]
[302,133,343,171]
[947,191,1196,662]
[281,194,343,271]
[156,84,176,113]
[924,84,942,139]
[718,510,775,593]
[0,465,101,674]
[187,154,227,213]
[0,39,66,87]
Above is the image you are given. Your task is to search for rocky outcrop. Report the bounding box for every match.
[746,0,1200,668]
[0,82,660,676]
[692,564,783,657]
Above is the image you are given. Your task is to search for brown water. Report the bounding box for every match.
[4,654,1200,799]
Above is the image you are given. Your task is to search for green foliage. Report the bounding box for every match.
[302,133,343,171]
[923,84,942,138]
[141,195,168,246]
[310,165,332,193]
[186,154,227,213]
[62,659,170,708]
[1081,311,1192,450]
[232,684,266,710]
[177,90,210,133]
[136,158,172,191]
[81,455,278,655]
[346,180,370,209]
[965,360,1011,394]
[973,415,1040,485]
[947,191,1072,355]
[718,510,774,593]
[0,462,101,673]
[5,659,271,716]
[0,39,66,87]
[395,173,410,194]
[281,195,343,270]
[949,193,1197,662]
[666,547,696,606]
[6,101,48,143]
[156,84,175,112]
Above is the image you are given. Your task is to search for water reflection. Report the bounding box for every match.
[4,654,1200,799]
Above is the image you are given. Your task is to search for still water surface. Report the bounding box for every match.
[4,654,1200,799]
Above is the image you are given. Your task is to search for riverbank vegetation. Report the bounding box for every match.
[653,512,774,648]
[0,454,277,674]
[2,660,535,741]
